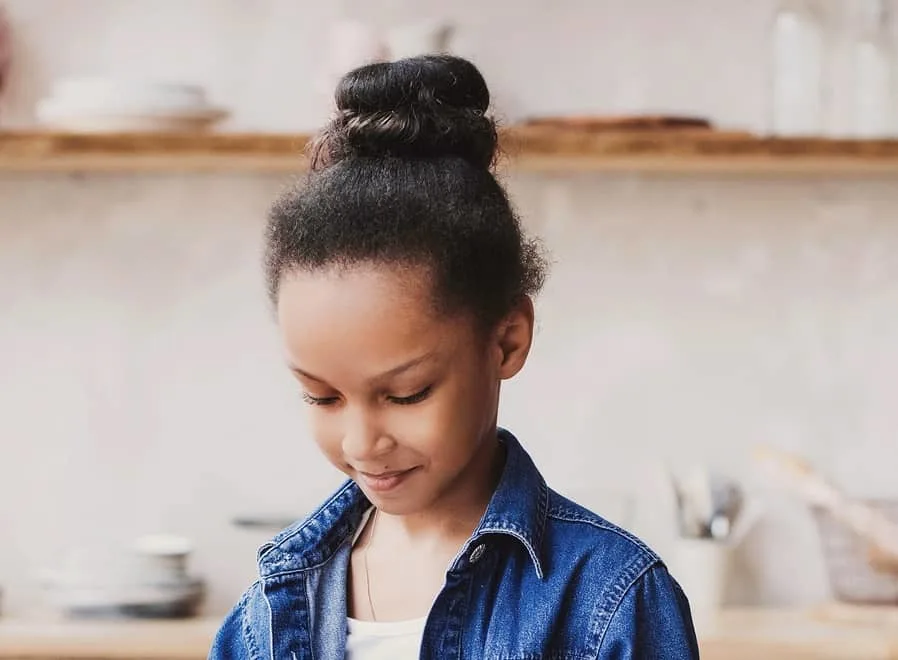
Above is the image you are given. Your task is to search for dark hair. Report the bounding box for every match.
[264,55,548,330]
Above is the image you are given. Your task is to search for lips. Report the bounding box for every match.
[357,467,419,493]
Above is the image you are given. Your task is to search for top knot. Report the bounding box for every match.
[310,55,498,170]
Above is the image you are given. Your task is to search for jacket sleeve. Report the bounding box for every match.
[598,563,700,659]
[208,584,262,660]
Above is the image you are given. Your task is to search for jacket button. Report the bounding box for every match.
[469,544,486,563]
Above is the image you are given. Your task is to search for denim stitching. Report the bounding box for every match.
[302,572,315,660]
[588,554,658,657]
[257,580,275,660]
[546,506,656,560]
[258,480,356,561]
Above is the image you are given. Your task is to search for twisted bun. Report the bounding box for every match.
[310,55,498,170]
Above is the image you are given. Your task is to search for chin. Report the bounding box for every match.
[357,482,435,516]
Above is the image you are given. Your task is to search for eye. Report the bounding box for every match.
[301,392,340,406]
[388,386,433,406]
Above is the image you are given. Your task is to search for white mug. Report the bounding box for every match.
[669,538,731,633]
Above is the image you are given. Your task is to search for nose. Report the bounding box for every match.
[341,406,395,464]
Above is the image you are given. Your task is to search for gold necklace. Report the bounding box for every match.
[363,508,379,621]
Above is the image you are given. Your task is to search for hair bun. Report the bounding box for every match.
[311,55,498,170]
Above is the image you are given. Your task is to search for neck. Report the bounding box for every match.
[378,430,505,544]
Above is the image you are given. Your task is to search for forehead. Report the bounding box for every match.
[277,264,469,377]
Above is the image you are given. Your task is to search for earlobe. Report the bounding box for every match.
[496,297,535,380]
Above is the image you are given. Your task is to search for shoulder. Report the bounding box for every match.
[542,490,698,656]
[544,488,660,579]
[209,581,271,660]
[542,489,662,616]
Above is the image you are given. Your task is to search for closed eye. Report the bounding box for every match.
[387,386,432,406]
[301,392,340,406]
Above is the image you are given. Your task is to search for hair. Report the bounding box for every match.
[264,55,548,331]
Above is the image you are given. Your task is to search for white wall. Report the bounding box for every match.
[2,0,897,617]
[1,0,775,132]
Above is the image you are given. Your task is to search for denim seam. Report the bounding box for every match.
[546,508,657,559]
[258,481,356,561]
[498,654,588,660]
[456,572,475,660]
[302,572,315,660]
[261,540,346,580]
[233,584,262,660]
[589,556,659,658]
[256,580,275,660]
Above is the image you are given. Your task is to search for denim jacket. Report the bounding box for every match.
[210,430,699,659]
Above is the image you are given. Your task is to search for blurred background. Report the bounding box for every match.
[2,0,898,657]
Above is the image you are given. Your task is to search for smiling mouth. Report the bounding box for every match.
[357,467,419,493]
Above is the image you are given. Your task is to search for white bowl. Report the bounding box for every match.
[49,77,208,115]
[35,102,229,133]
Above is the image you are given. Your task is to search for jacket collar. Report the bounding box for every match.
[257,428,548,579]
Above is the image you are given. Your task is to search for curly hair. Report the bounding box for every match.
[265,55,548,330]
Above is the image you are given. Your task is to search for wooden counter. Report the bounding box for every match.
[701,605,898,659]
[0,606,896,659]
[0,617,219,659]
[3,128,898,175]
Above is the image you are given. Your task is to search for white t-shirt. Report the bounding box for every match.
[345,508,426,659]
[345,615,427,659]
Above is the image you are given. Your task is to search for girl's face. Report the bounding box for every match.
[277,263,532,516]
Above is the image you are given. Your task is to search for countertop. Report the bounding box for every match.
[0,605,896,659]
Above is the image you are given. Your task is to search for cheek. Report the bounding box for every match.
[412,377,495,460]
[306,410,346,465]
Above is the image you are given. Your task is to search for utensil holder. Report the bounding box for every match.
[669,538,732,633]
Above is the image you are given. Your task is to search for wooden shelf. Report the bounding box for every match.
[3,127,898,175]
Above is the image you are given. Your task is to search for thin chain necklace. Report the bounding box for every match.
[363,508,379,621]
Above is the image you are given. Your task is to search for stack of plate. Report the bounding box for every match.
[39,534,206,619]
[35,78,229,132]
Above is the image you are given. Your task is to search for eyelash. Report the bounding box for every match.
[300,386,433,407]
[389,386,433,406]
[301,392,339,406]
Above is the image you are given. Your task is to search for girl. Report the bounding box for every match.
[211,55,699,660]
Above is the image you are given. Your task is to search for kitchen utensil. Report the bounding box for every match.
[709,475,745,540]
[670,465,746,541]
[670,465,712,537]
[754,446,898,562]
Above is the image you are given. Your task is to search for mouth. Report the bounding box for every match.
[356,467,420,493]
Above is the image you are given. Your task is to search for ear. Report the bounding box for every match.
[493,296,535,380]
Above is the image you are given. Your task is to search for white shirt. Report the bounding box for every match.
[346,508,426,659]
[345,615,427,659]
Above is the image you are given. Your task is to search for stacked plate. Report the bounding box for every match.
[36,78,229,132]
[39,534,206,619]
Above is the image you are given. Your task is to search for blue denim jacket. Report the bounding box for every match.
[211,430,699,659]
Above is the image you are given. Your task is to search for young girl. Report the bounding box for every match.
[211,55,699,659]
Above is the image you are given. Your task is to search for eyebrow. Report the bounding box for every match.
[288,352,437,385]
